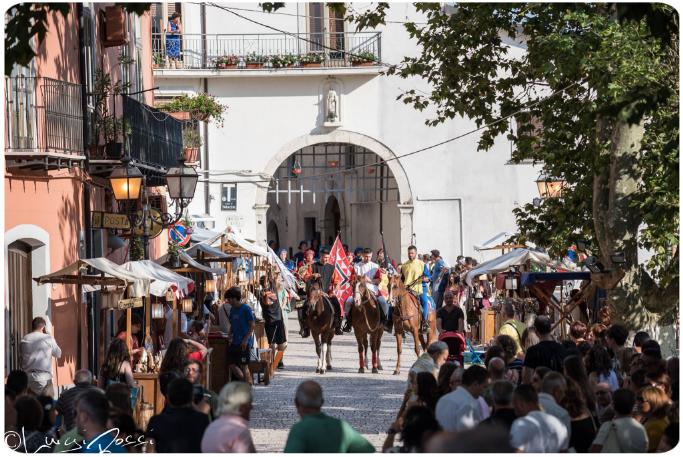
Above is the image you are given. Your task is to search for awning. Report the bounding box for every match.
[184,243,235,261]
[465,248,581,286]
[153,250,226,275]
[521,272,591,286]
[474,232,536,252]
[35,258,151,298]
[189,227,222,244]
[121,260,194,298]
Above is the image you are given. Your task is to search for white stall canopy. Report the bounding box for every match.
[121,260,195,298]
[184,243,235,261]
[153,251,227,275]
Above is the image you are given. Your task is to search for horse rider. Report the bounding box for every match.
[302,248,344,336]
[400,245,432,333]
[342,248,388,333]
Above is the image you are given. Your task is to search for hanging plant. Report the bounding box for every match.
[129,233,144,261]
[159,93,227,127]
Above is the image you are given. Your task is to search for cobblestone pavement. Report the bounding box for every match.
[249,313,420,452]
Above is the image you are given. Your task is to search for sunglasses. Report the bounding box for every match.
[636,397,649,403]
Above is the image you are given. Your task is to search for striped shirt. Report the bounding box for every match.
[55,384,103,431]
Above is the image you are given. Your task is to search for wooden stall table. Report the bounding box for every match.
[133,373,165,415]
[208,337,230,392]
[480,309,497,344]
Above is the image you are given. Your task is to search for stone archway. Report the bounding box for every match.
[254,131,414,260]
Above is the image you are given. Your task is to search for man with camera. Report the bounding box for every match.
[183,359,219,421]
[20,317,62,397]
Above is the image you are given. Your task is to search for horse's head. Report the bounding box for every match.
[351,276,367,309]
[305,276,323,309]
[387,274,403,305]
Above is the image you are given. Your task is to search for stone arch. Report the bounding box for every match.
[254,131,414,259]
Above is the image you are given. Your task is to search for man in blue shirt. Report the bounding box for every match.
[75,390,127,453]
[225,287,255,385]
[430,250,448,306]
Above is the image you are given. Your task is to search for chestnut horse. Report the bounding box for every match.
[349,276,384,374]
[387,275,437,375]
[305,276,335,374]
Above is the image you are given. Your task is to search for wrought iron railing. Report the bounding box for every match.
[152,32,381,69]
[5,76,84,154]
[122,95,183,184]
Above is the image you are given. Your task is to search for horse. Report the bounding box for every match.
[387,274,437,375]
[349,276,384,374]
[305,276,335,374]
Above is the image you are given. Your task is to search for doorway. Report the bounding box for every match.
[7,241,33,374]
[324,196,341,245]
[267,220,280,251]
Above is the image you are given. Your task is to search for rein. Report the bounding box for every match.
[356,282,382,332]
[390,279,420,321]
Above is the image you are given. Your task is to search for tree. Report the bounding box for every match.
[338,3,679,333]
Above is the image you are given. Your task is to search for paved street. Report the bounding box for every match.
[249,312,420,452]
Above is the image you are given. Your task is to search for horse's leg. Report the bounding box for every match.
[326,334,333,370]
[312,331,322,374]
[376,329,383,370]
[354,327,365,373]
[320,339,328,375]
[371,331,379,374]
[394,319,403,375]
[364,333,369,369]
[411,318,421,358]
[428,311,437,347]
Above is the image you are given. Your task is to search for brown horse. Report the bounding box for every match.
[349,276,384,374]
[305,276,335,374]
[387,275,437,375]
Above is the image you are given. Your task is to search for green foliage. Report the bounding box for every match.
[168,239,181,258]
[349,51,377,63]
[183,131,203,148]
[129,233,144,261]
[260,2,286,13]
[298,52,327,63]
[159,93,227,127]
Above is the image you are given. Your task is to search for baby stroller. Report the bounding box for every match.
[438,332,465,367]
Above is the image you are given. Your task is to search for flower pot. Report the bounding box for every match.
[186,227,193,234]
[170,256,181,269]
[352,61,374,67]
[246,63,262,69]
[183,147,199,162]
[218,64,237,69]
[168,111,192,120]
[89,144,105,157]
[300,62,322,68]
[105,142,123,158]
[153,63,160,69]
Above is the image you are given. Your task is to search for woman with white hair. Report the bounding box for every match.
[201,382,256,453]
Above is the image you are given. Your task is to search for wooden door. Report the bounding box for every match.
[7,241,33,374]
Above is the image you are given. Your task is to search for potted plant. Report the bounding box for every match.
[298,52,326,67]
[212,54,240,69]
[101,115,131,158]
[349,51,377,67]
[182,131,202,163]
[168,239,181,268]
[245,52,266,69]
[158,93,227,128]
[182,212,193,234]
[153,54,164,69]
[271,53,296,68]
[88,133,104,157]
[93,56,134,158]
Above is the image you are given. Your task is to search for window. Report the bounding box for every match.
[307,3,345,53]
[221,184,237,211]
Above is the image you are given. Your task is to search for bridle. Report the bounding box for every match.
[388,276,420,321]
[353,277,382,332]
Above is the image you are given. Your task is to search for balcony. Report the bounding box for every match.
[5,76,85,170]
[88,95,184,186]
[152,32,382,77]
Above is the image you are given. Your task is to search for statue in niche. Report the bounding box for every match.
[326,85,339,123]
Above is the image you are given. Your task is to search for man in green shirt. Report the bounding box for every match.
[284,381,375,453]
[496,302,527,355]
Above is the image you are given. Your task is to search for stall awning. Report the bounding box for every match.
[189,227,222,244]
[35,258,151,298]
[474,232,536,252]
[521,272,591,286]
[184,243,235,261]
[465,248,581,286]
[153,251,226,275]
[121,260,195,298]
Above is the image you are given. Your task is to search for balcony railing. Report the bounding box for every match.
[152,32,381,70]
[5,76,83,155]
[122,95,183,185]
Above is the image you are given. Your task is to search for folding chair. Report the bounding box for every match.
[465,338,484,364]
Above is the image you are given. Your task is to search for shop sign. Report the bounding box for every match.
[92,212,131,230]
[226,214,245,227]
[117,297,143,310]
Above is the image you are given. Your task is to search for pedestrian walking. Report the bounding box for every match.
[75,390,127,453]
[55,370,101,431]
[14,395,52,453]
[538,372,571,437]
[588,388,649,453]
[478,380,518,432]
[20,317,62,397]
[521,315,567,384]
[284,381,374,453]
[435,365,488,432]
[496,302,527,356]
[509,385,569,452]
[224,287,254,384]
[183,359,219,421]
[201,382,256,453]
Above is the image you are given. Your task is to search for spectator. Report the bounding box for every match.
[449,367,465,392]
[201,381,256,453]
[564,355,599,414]
[595,382,615,424]
[225,287,255,385]
[605,324,629,379]
[105,383,133,417]
[657,423,679,453]
[426,425,513,453]
[496,334,524,382]
[531,366,552,392]
[588,388,648,453]
[627,368,649,394]
[644,370,673,399]
[5,390,19,449]
[145,378,211,453]
[588,324,606,346]
[115,314,144,364]
[483,358,506,408]
[6,369,29,397]
[633,331,650,353]
[183,359,219,421]
[562,377,597,452]
[14,395,52,453]
[435,291,464,335]
[520,326,538,359]
[159,370,181,398]
[637,386,671,452]
[666,357,679,402]
[569,321,587,344]
[586,344,619,391]
[55,370,101,432]
[522,316,567,384]
[218,291,233,334]
[107,412,143,453]
[639,348,664,373]
[259,273,287,370]
[617,347,638,382]
[97,338,135,389]
[510,385,569,452]
[539,372,571,437]
[561,339,577,352]
[641,339,661,353]
[430,250,449,303]
[75,390,126,453]
[159,337,208,376]
[410,372,439,413]
[478,380,518,432]
[406,341,449,398]
[20,317,62,397]
[383,405,441,453]
[435,365,488,432]
[496,302,527,356]
[577,341,592,362]
[436,362,457,399]
[284,381,374,452]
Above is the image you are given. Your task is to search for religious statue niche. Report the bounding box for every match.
[326,85,339,123]
[322,80,342,128]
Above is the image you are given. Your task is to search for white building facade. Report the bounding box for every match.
[152,2,540,263]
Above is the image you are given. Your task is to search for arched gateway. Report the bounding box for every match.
[253,131,414,261]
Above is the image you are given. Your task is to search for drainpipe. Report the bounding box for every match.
[415,197,465,256]
[77,2,95,373]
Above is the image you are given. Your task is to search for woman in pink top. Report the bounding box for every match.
[201,381,256,453]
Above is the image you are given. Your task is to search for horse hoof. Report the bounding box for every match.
[358,368,365,374]
[372,367,379,374]
[327,365,333,370]
[315,368,320,374]
[320,370,326,375]
[393,370,400,376]
[377,365,384,370]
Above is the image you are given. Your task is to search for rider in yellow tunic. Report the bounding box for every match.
[400,245,432,333]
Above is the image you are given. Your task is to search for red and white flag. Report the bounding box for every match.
[328,236,352,314]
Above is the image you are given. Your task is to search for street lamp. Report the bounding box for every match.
[536,173,567,199]
[108,155,143,201]
[165,157,199,203]
[505,269,518,290]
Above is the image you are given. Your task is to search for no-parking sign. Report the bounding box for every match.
[168,222,191,246]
